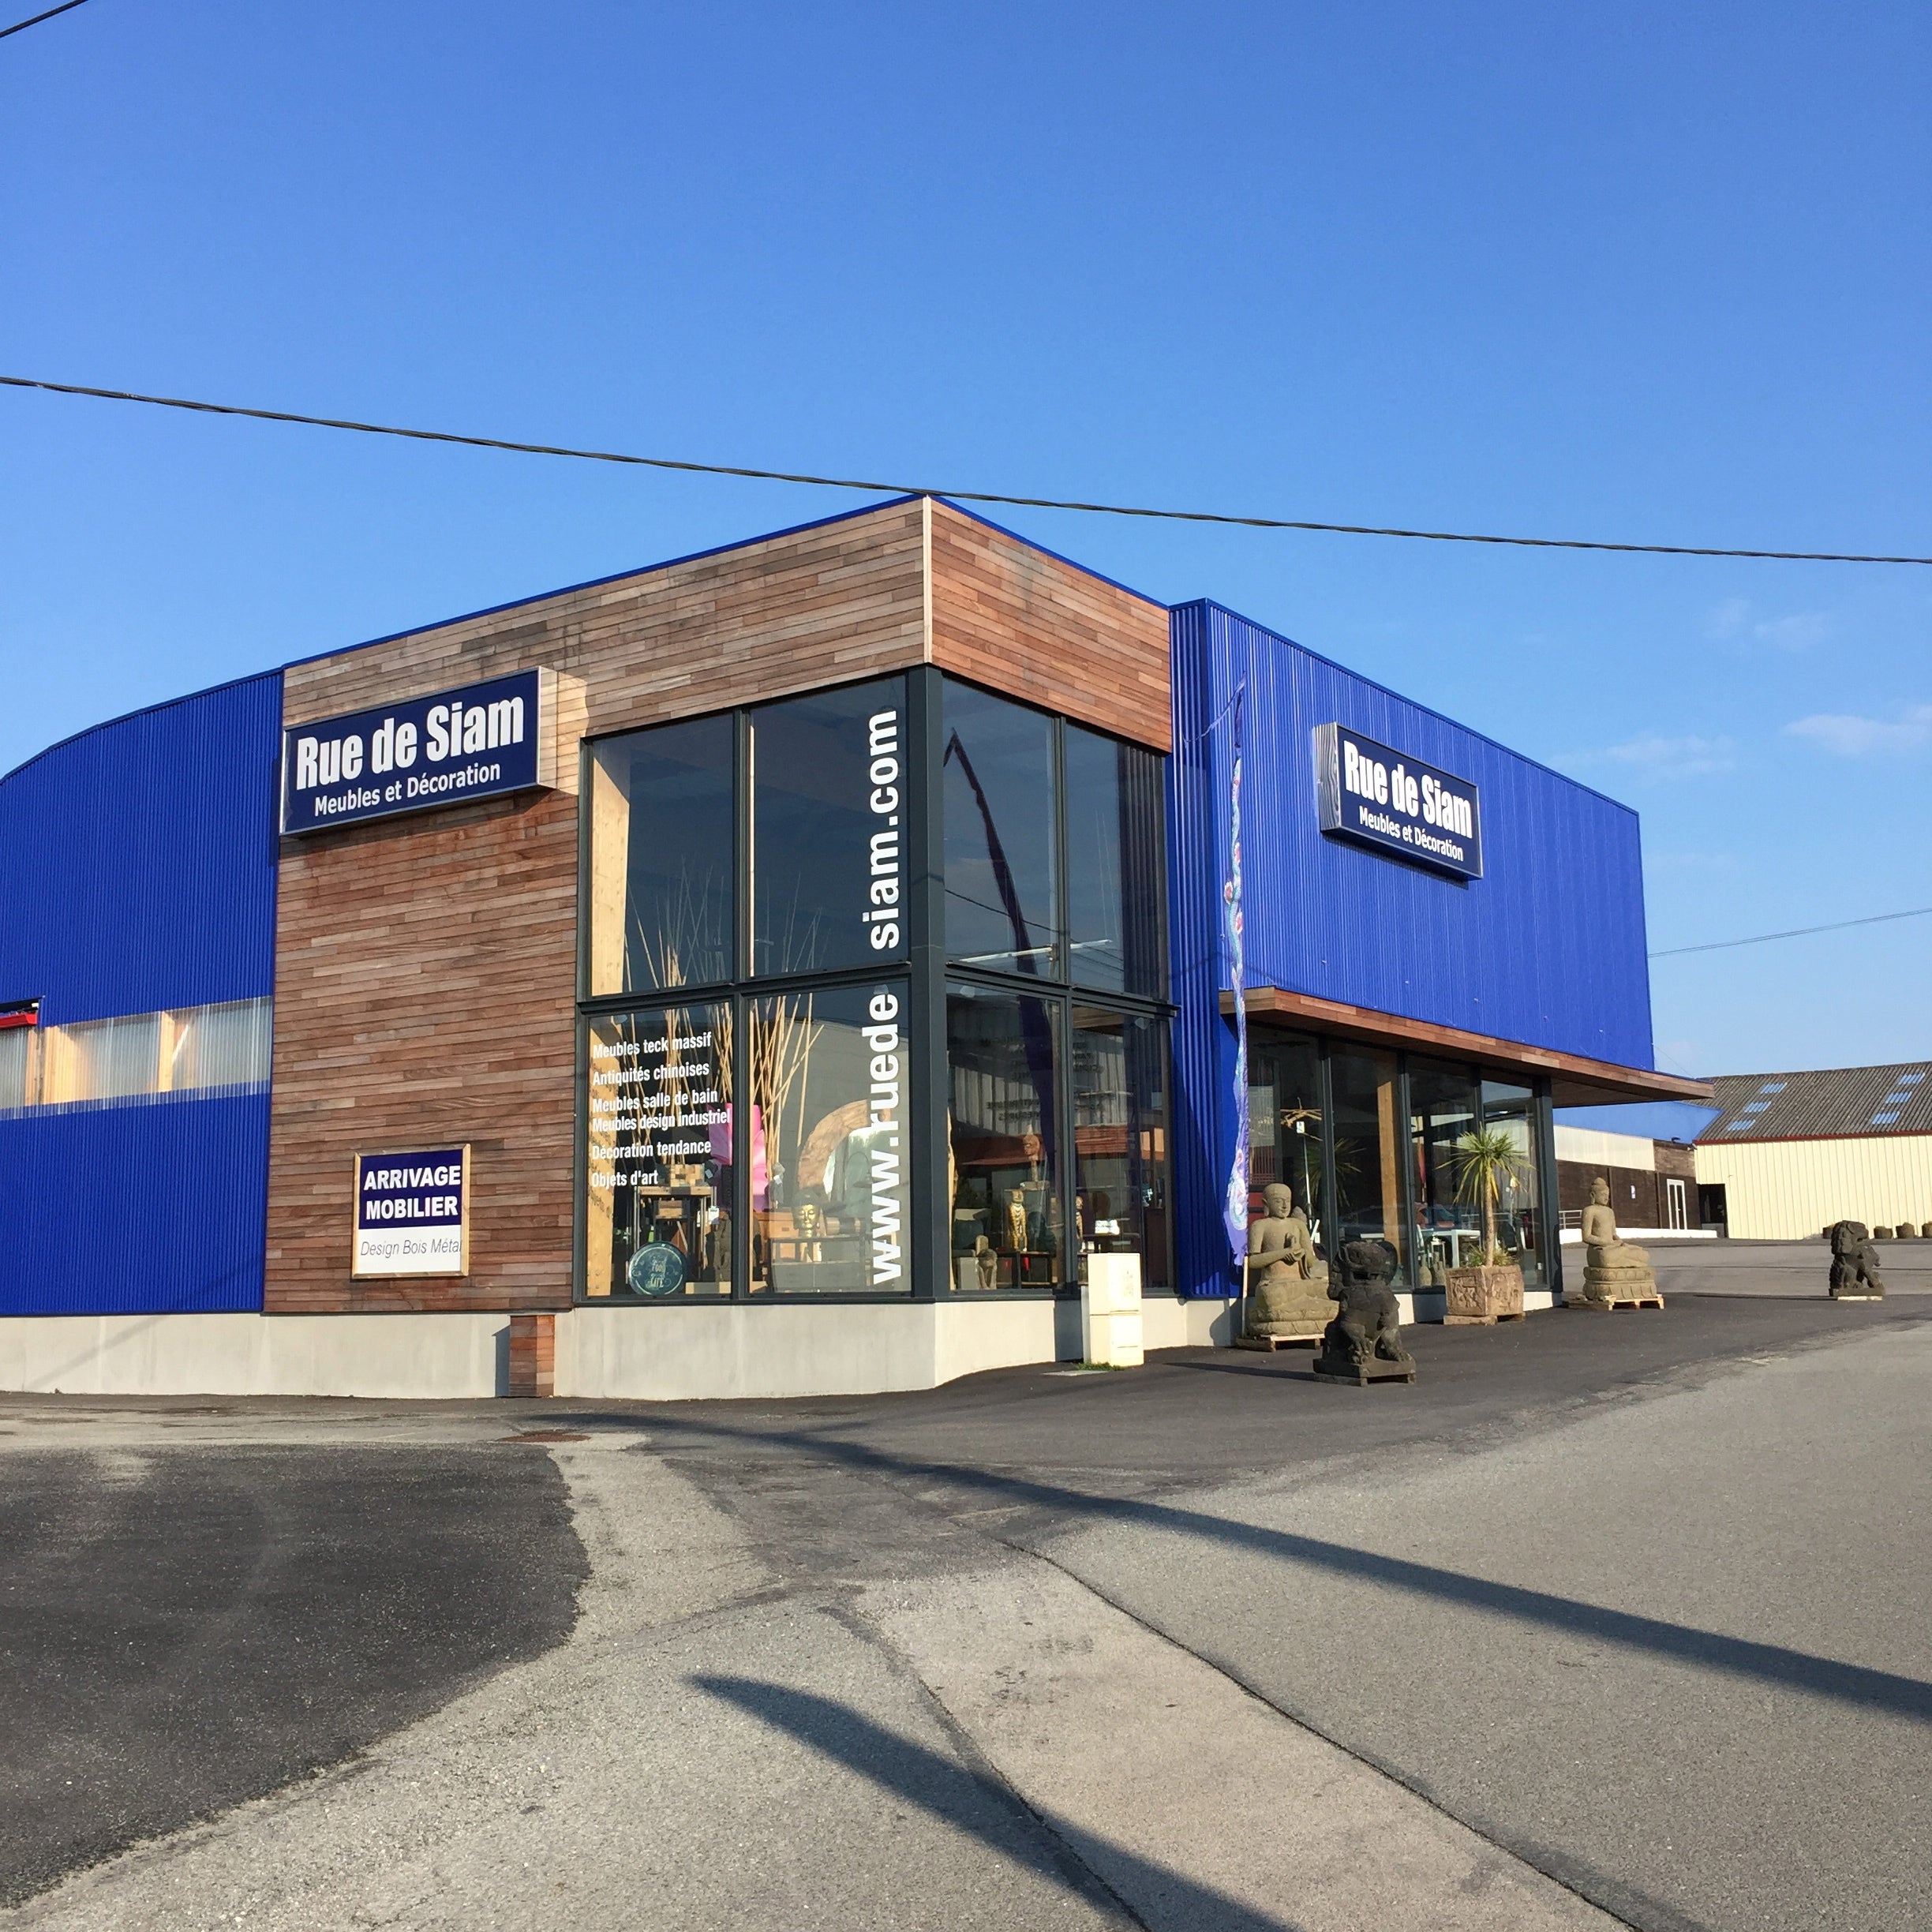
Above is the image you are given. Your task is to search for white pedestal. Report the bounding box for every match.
[1082,1254,1144,1367]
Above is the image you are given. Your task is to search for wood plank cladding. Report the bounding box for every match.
[268,792,578,1312]
[267,496,1172,1312]
[282,501,928,732]
[1222,985,1715,1110]
[927,499,1171,752]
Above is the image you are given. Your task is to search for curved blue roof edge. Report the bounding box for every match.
[1176,597,1640,820]
[4,497,925,785]
[1,666,284,791]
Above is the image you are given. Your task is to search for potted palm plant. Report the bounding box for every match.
[1443,1126,1528,1323]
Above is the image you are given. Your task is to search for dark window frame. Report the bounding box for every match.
[575,668,1176,1305]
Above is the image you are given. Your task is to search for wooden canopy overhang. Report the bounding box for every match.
[1220,986,1714,1110]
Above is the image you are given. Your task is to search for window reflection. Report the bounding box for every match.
[942,681,1059,975]
[948,983,1061,1288]
[584,1002,734,1298]
[1409,1058,1483,1279]
[587,716,734,995]
[1070,1007,1171,1289]
[1481,1079,1544,1289]
[749,981,911,1295]
[1065,724,1164,997]
[751,680,908,979]
[1329,1046,1407,1285]
[1247,1032,1325,1252]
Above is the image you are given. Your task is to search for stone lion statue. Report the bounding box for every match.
[1316,1238,1414,1374]
[1828,1220,1885,1299]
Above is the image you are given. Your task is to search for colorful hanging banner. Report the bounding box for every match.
[1222,684,1249,1271]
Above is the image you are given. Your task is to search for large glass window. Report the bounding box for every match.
[37,1013,162,1103]
[1247,1032,1325,1252]
[1329,1046,1408,1286]
[948,982,1062,1288]
[1481,1079,1546,1290]
[942,682,1059,976]
[1409,1058,1483,1278]
[748,979,912,1294]
[576,673,1174,1305]
[587,716,735,995]
[167,999,273,1091]
[1065,724,1165,998]
[751,679,908,979]
[1070,1007,1171,1289]
[0,999,275,1111]
[584,1002,735,1298]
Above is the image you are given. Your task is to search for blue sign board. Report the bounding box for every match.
[281,669,550,834]
[1315,722,1484,881]
[354,1144,470,1277]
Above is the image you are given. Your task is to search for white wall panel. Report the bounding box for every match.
[1554,1125,1658,1172]
[1694,1136,1932,1239]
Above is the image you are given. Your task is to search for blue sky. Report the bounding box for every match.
[2,2,1926,1077]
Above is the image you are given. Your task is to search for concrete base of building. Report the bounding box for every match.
[0,1296,1244,1403]
[0,1312,508,1399]
[560,1294,1239,1400]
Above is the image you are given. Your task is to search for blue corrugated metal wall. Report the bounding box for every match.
[0,1096,271,1315]
[0,675,281,1313]
[0,673,283,1023]
[1168,601,1656,1297]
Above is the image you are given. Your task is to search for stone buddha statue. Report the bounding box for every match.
[1244,1181,1334,1342]
[1578,1177,1658,1305]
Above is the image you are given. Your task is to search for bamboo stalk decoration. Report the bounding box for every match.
[750,994,822,1189]
[626,865,727,994]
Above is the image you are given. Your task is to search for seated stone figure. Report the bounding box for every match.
[1828,1220,1885,1298]
[1315,1239,1414,1375]
[1244,1182,1331,1340]
[1578,1178,1658,1305]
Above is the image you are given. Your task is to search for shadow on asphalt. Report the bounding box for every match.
[646,1413,1932,1727]
[696,1675,1300,1931]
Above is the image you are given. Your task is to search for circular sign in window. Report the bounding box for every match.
[627,1243,687,1297]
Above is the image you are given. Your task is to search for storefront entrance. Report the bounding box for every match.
[1245,1024,1556,1293]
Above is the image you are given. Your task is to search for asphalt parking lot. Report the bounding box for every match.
[2,1271,1928,1930]
[0,1440,585,1906]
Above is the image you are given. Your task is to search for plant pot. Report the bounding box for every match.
[1442,1264,1524,1324]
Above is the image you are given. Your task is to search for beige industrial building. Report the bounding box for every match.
[1692,1063,1932,1240]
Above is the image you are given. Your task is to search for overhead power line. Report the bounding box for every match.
[5,373,1930,566]
[0,0,91,41]
[1649,904,1932,958]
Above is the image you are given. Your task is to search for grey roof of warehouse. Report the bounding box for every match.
[1697,1064,1932,1144]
